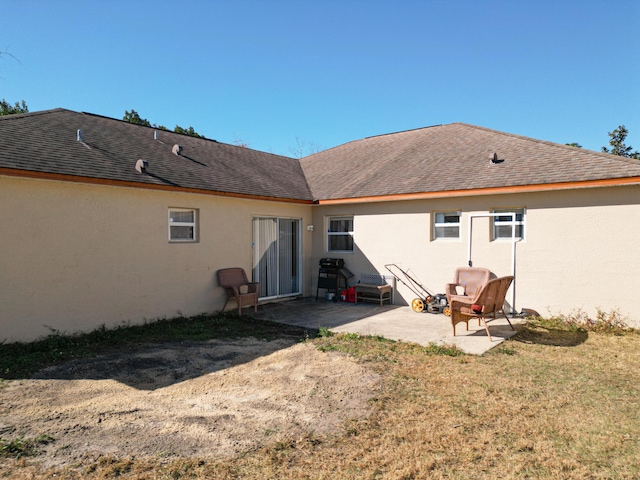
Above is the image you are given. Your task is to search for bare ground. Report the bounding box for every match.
[0,338,380,468]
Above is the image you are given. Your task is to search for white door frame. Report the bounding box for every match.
[252,216,302,300]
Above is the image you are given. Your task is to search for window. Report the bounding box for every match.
[433,211,460,239]
[493,209,525,240]
[327,216,354,252]
[168,208,197,242]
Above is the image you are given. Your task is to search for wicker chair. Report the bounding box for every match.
[217,268,259,315]
[449,276,514,341]
[445,267,491,302]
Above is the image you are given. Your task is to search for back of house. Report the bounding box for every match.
[1,110,639,341]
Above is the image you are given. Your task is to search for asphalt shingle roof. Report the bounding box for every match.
[0,109,313,202]
[299,123,640,201]
[2,111,639,203]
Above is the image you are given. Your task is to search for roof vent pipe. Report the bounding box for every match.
[490,152,504,165]
[172,144,183,156]
[154,130,158,140]
[135,159,149,174]
[77,129,82,142]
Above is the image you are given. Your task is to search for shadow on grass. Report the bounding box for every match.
[513,324,588,347]
[0,314,317,391]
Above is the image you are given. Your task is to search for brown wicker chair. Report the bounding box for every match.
[445,267,491,302]
[449,276,514,341]
[217,268,259,315]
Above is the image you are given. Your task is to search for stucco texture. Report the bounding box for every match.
[311,185,640,328]
[1,176,312,342]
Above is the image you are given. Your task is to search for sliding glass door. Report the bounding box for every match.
[252,217,301,299]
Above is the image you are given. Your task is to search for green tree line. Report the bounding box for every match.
[122,109,205,138]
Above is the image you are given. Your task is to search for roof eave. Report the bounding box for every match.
[314,177,640,205]
[0,168,315,205]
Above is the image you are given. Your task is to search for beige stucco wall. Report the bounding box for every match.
[3,174,638,342]
[1,176,313,342]
[311,185,640,328]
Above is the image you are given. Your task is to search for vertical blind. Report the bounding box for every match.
[253,217,300,298]
[278,219,299,295]
[253,218,278,298]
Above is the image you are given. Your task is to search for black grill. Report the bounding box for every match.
[319,258,345,270]
[316,258,353,300]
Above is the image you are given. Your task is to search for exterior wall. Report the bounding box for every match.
[3,173,638,342]
[0,176,313,342]
[311,185,640,328]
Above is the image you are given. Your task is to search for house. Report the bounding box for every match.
[1,109,639,342]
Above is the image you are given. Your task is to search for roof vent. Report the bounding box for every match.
[172,144,183,156]
[490,152,504,165]
[154,130,158,140]
[77,129,82,142]
[135,159,149,174]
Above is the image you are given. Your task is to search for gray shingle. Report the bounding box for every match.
[3,112,639,203]
[0,109,313,202]
[299,123,640,200]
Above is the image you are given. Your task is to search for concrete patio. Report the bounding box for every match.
[253,298,522,355]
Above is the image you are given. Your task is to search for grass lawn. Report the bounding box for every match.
[1,315,639,479]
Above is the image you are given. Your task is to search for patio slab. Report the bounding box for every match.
[253,298,522,355]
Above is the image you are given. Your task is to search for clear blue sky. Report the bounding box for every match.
[2,0,638,157]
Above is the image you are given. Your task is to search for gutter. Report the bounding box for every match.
[314,177,640,205]
[0,168,316,205]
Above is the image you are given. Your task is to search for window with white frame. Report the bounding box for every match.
[493,208,525,240]
[327,216,354,252]
[433,211,461,239]
[168,208,197,242]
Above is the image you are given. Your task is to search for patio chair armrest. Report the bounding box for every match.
[445,283,458,299]
[449,295,473,306]
[449,299,466,311]
[247,282,260,294]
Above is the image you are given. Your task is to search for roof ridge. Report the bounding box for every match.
[455,122,637,163]
[0,107,69,121]
[364,123,445,140]
[80,110,219,141]
[300,137,359,160]
[0,107,312,201]
[79,110,296,159]
[301,123,455,161]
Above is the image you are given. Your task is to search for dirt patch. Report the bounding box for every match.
[0,338,380,467]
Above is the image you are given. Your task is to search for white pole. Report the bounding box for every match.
[467,215,473,267]
[510,212,516,314]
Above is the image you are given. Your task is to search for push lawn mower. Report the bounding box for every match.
[384,264,450,315]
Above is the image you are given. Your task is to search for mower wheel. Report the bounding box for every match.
[443,306,451,317]
[411,298,425,313]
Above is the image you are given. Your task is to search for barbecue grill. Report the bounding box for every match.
[316,258,353,301]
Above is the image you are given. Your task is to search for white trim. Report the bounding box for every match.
[493,208,525,241]
[252,216,302,299]
[168,208,197,242]
[433,211,461,240]
[326,215,354,253]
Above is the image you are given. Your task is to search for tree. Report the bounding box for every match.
[0,99,28,115]
[173,125,205,139]
[289,136,321,158]
[122,109,205,138]
[231,133,249,148]
[602,125,640,159]
[0,49,20,79]
[565,142,582,148]
[123,109,152,127]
